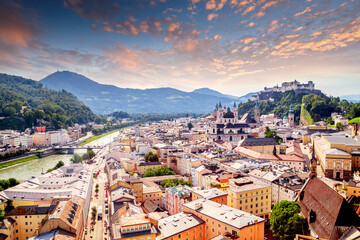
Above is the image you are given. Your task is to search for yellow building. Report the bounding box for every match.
[5,204,57,240]
[227,177,272,220]
[120,158,136,172]
[347,172,360,198]
[238,137,286,155]
[130,179,143,204]
[210,178,230,192]
[142,183,162,206]
[312,135,358,179]
[137,162,163,175]
[112,213,157,240]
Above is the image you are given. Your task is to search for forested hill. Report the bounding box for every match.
[0,73,96,130]
[238,90,360,124]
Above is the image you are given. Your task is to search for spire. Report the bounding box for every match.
[215,103,218,109]
[233,102,237,108]
[219,102,222,108]
[310,143,317,178]
[311,143,316,164]
[289,104,294,114]
[273,145,277,156]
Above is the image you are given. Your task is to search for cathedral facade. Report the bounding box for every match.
[207,103,250,144]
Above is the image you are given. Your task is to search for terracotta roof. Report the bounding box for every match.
[297,177,360,239]
[218,179,229,183]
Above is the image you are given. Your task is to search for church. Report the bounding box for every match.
[207,102,250,145]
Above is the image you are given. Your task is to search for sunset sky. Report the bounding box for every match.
[1,0,360,96]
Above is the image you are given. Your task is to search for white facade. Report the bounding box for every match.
[3,135,33,148]
[33,131,69,146]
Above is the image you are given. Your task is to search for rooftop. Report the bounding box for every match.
[192,188,228,199]
[182,199,264,230]
[239,137,279,147]
[157,212,204,239]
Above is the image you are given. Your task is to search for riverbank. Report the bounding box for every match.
[0,155,39,170]
[80,129,119,146]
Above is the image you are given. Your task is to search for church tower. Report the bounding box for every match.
[309,143,317,178]
[254,101,260,124]
[217,102,224,123]
[289,104,295,128]
[232,102,238,123]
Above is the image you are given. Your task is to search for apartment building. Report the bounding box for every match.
[227,177,271,220]
[157,212,205,240]
[191,188,228,205]
[183,199,265,240]
[112,213,157,240]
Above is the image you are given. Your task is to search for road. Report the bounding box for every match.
[84,146,110,240]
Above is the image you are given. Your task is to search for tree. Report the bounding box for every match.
[0,208,4,221]
[70,154,82,163]
[160,178,191,188]
[8,178,20,187]
[54,161,64,169]
[265,127,283,144]
[0,180,10,190]
[91,206,97,219]
[144,151,159,162]
[188,122,194,130]
[144,169,155,177]
[4,200,14,213]
[82,153,89,161]
[270,200,305,240]
[87,150,95,159]
[336,122,344,131]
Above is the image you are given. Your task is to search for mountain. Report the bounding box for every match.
[340,94,360,103]
[238,92,259,103]
[40,71,235,114]
[0,73,95,130]
[192,88,238,100]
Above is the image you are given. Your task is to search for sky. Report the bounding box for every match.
[0,0,360,97]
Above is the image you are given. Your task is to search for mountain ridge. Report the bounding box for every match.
[40,71,236,114]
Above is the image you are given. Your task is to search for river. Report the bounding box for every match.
[0,131,120,180]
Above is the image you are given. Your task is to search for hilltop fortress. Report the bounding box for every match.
[251,80,321,102]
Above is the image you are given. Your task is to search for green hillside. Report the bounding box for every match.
[237,90,360,125]
[300,105,314,125]
[0,73,96,130]
[349,117,360,124]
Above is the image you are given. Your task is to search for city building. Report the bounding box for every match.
[297,176,360,239]
[207,103,250,145]
[163,185,192,215]
[137,162,163,175]
[112,213,157,240]
[191,188,228,205]
[157,212,205,240]
[0,164,93,216]
[312,134,360,179]
[182,198,265,239]
[227,177,271,220]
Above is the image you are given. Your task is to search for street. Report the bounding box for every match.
[84,146,110,240]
